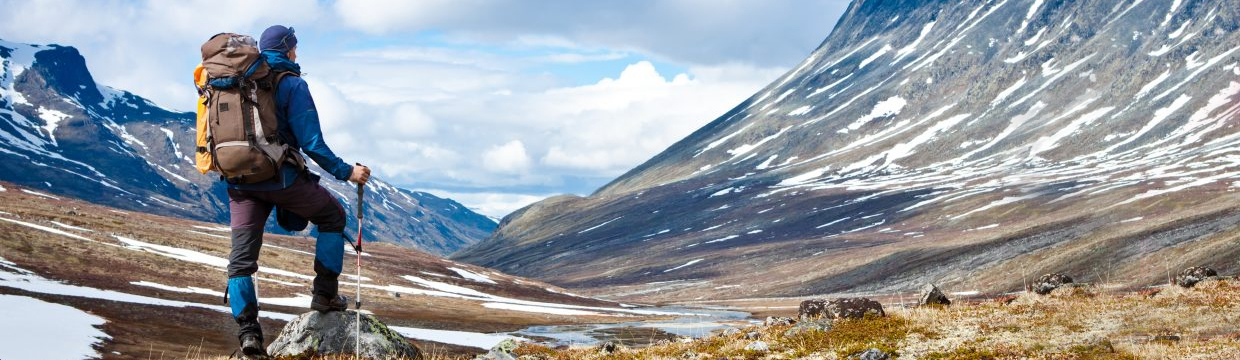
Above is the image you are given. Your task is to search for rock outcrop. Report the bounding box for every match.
[474,339,520,360]
[918,283,951,306]
[267,311,422,359]
[1176,266,1218,288]
[1032,273,1073,295]
[800,298,885,320]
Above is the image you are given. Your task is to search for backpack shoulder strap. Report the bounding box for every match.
[271,71,299,93]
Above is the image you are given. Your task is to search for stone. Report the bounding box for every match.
[744,331,762,340]
[599,341,621,354]
[764,316,796,326]
[474,339,520,360]
[800,298,885,320]
[1176,266,1218,288]
[744,341,770,352]
[1032,273,1073,295]
[1153,335,1181,342]
[267,311,422,359]
[850,348,890,360]
[783,319,833,337]
[917,283,951,306]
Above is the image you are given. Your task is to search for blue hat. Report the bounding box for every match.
[260,25,298,52]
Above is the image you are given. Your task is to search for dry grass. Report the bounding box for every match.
[505,281,1240,359]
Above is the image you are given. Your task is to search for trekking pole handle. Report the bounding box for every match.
[355,163,365,220]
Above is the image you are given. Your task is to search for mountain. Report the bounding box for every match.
[454,0,1240,300]
[0,39,495,255]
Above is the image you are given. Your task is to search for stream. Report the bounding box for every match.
[506,306,756,347]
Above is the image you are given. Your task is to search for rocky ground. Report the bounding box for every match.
[206,275,1240,359]
[498,278,1240,360]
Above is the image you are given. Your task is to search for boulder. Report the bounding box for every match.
[800,298,885,320]
[850,348,891,360]
[1032,273,1073,295]
[474,339,520,360]
[744,341,770,352]
[764,316,795,326]
[267,311,422,359]
[1176,266,1218,288]
[598,341,621,354]
[917,283,951,306]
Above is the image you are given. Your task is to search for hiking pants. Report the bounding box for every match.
[225,175,347,340]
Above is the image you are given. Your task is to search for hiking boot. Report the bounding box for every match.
[239,333,268,359]
[311,293,349,312]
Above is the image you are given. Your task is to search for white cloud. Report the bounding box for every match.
[482,140,532,175]
[419,191,551,220]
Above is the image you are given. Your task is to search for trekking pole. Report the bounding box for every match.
[355,177,365,359]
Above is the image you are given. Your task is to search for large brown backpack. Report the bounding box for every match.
[198,33,303,184]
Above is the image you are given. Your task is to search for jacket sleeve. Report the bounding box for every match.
[283,78,354,181]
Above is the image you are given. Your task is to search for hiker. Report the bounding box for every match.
[198,25,371,357]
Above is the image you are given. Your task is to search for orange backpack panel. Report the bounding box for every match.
[194,63,215,174]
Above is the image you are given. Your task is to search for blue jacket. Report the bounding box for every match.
[229,52,353,191]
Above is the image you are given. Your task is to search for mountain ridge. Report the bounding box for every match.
[0,38,494,255]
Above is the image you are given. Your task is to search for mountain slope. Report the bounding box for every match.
[455,0,1240,300]
[0,39,495,255]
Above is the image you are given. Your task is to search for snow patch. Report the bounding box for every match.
[449,267,498,285]
[49,221,92,232]
[859,44,894,69]
[21,189,59,200]
[843,96,907,132]
[36,107,71,145]
[578,216,623,234]
[663,259,704,273]
[390,326,523,350]
[0,294,109,360]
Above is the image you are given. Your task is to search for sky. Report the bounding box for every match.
[0,0,851,218]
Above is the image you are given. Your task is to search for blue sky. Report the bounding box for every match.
[0,0,850,217]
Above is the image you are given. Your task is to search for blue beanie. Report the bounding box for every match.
[260,25,297,52]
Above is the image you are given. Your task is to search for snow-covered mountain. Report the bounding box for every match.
[0,39,495,255]
[455,0,1240,299]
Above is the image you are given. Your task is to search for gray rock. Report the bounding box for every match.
[764,316,796,326]
[850,348,891,360]
[1176,266,1218,288]
[800,298,885,320]
[1032,273,1073,295]
[267,311,422,359]
[474,339,520,360]
[599,341,621,354]
[744,331,762,340]
[783,319,833,337]
[918,283,951,306]
[744,341,770,352]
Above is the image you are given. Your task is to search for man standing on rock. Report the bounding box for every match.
[220,25,370,357]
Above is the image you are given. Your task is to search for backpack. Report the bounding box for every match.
[195,33,303,183]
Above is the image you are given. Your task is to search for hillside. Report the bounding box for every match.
[454,0,1240,300]
[0,39,494,255]
[0,181,675,359]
